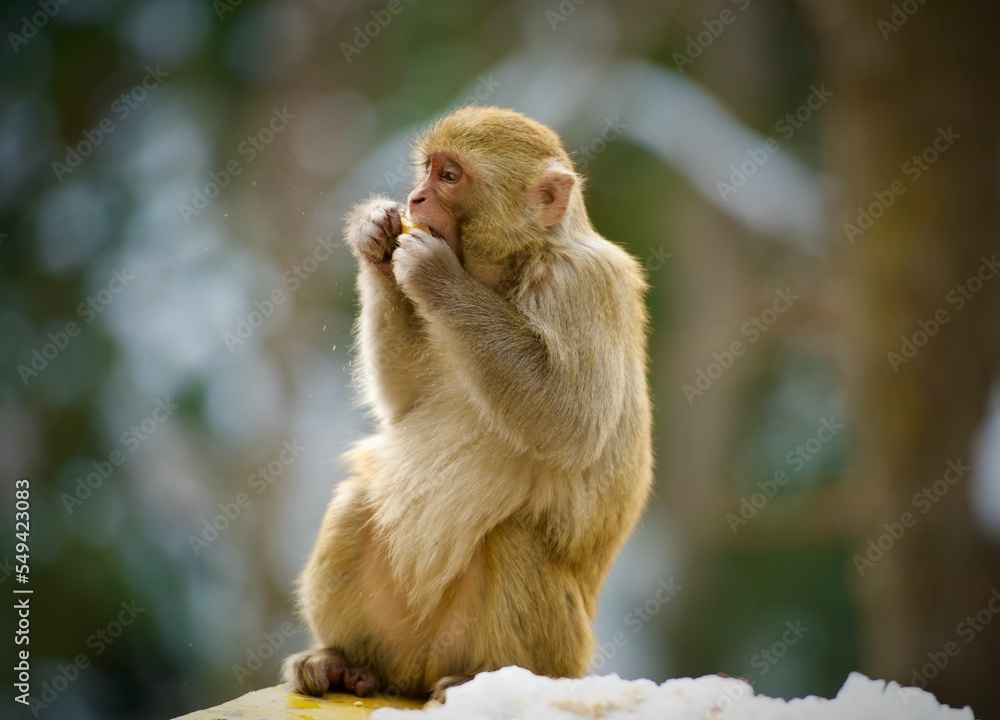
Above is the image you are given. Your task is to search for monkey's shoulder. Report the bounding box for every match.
[548,232,644,282]
[517,233,648,315]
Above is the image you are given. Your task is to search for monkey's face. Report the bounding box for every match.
[410,106,578,260]
[406,152,468,256]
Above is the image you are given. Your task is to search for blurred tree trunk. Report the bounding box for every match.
[809,0,1000,715]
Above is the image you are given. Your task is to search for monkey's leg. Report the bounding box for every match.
[427,520,594,701]
[284,475,391,697]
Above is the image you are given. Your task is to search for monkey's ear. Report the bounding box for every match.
[534,167,575,227]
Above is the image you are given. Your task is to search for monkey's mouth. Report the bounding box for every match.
[399,216,444,242]
[398,215,456,256]
[414,223,447,243]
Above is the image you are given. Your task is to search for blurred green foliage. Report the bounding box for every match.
[0,1,866,717]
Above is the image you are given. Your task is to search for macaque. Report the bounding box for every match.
[283,106,652,700]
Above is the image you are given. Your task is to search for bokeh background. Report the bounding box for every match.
[2,0,999,718]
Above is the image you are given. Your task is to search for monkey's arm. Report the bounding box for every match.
[395,233,642,468]
[354,267,430,424]
[346,198,429,425]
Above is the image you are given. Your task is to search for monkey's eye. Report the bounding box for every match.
[441,168,462,183]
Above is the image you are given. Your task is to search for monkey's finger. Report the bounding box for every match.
[395,232,430,256]
[369,206,398,241]
[386,206,402,238]
[356,233,391,266]
[374,211,397,240]
[401,228,440,244]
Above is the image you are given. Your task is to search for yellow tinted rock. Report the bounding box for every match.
[172,685,423,719]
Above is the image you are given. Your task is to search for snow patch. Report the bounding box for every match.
[372,666,977,720]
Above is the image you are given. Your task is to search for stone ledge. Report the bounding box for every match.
[173,670,979,719]
[172,685,423,719]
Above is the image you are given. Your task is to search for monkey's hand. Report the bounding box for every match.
[345,197,404,276]
[393,228,462,302]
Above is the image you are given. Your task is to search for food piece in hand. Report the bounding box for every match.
[400,216,430,236]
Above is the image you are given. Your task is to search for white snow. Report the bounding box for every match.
[372,666,978,720]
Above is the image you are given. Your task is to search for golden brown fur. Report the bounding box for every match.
[283,106,652,700]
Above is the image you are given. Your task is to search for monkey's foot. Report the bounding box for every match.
[430,673,475,702]
[282,648,380,698]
